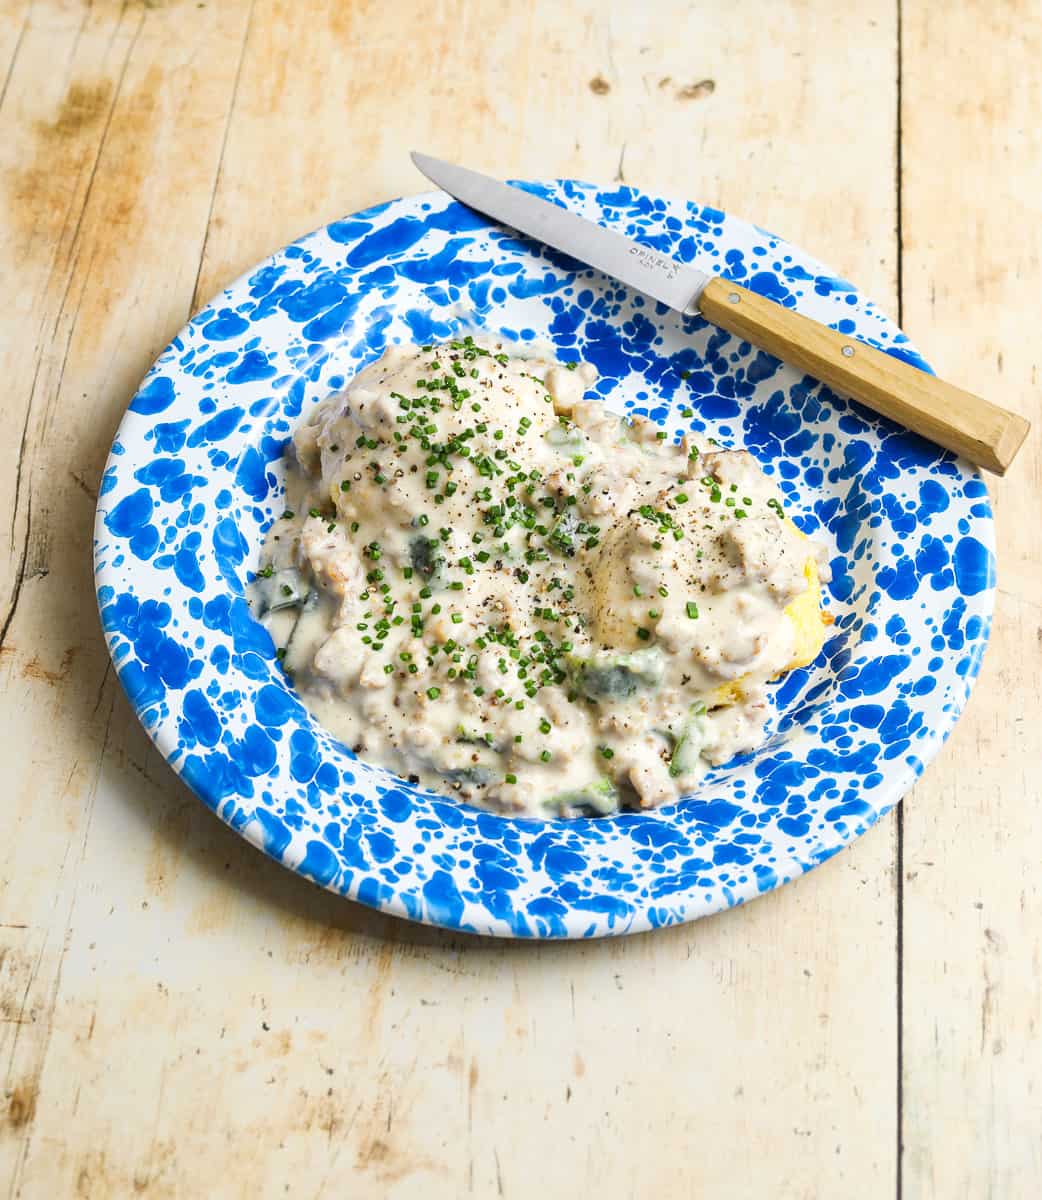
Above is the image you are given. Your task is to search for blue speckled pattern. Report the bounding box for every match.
[93,183,994,938]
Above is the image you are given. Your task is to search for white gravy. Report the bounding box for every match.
[248,337,828,817]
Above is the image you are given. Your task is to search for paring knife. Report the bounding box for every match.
[411,152,1029,475]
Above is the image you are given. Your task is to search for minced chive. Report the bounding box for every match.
[686,601,699,619]
[426,687,441,700]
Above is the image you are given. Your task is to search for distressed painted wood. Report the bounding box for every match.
[0,0,263,1191]
[900,3,1042,1196]
[4,1,1032,1196]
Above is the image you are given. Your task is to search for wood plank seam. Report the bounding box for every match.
[0,4,29,112]
[895,3,905,1197]
[189,0,258,317]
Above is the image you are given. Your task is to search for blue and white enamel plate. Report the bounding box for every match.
[93,183,994,938]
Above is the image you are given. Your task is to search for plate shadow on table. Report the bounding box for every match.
[101,684,765,955]
[74,414,738,959]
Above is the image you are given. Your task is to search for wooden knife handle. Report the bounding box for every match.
[697,276,1030,475]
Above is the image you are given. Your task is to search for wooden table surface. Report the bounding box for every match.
[2,2,1039,1196]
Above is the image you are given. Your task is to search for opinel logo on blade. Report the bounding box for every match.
[628,245,679,280]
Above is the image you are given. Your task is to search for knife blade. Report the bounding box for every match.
[411,151,709,315]
[409,152,1029,475]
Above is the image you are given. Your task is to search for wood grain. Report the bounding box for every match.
[0,0,257,1192]
[698,275,1029,474]
[3,1,1035,1196]
[900,3,1042,1196]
